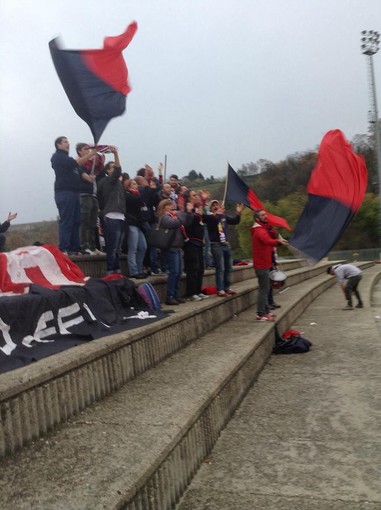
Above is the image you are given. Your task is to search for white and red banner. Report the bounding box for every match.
[0,245,87,294]
[0,246,166,373]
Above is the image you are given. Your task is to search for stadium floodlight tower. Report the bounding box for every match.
[361,30,381,237]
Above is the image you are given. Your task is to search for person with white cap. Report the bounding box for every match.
[203,200,243,297]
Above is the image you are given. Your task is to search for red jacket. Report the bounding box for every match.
[251,223,280,269]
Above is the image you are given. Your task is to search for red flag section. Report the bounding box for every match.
[224,164,291,230]
[81,22,137,95]
[289,130,368,262]
[307,129,367,210]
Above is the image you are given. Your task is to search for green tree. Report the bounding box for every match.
[187,170,199,181]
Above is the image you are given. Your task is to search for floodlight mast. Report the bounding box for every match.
[361,30,381,237]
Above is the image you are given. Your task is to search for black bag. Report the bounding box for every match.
[146,219,176,250]
[273,327,312,355]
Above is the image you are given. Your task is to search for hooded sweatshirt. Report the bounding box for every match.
[251,221,280,269]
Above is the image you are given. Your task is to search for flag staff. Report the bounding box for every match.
[164,154,167,182]
[222,161,230,205]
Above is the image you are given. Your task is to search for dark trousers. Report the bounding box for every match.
[103,217,124,274]
[183,242,204,297]
[0,234,6,252]
[80,195,98,250]
[255,268,271,317]
[55,190,81,252]
[345,275,362,306]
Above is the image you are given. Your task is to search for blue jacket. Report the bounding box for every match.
[51,149,84,192]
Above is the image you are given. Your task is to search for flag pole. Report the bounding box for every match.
[222,161,229,206]
[164,154,167,182]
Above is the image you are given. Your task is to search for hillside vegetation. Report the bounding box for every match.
[5,133,379,257]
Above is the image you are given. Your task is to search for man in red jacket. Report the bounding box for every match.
[251,209,288,321]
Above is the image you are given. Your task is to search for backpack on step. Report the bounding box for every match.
[273,327,312,355]
[136,282,161,310]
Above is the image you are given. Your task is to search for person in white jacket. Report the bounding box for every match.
[327,263,363,310]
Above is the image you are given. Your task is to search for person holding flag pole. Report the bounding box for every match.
[203,200,243,297]
[251,209,289,321]
[222,162,291,316]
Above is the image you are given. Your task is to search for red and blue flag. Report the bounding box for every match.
[224,164,291,230]
[289,129,368,262]
[49,22,138,143]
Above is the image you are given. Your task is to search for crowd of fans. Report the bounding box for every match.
[50,136,243,304]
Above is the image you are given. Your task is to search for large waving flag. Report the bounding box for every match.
[49,22,138,143]
[224,164,291,230]
[289,129,368,262]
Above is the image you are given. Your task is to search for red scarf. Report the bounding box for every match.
[165,212,189,241]
[128,188,140,196]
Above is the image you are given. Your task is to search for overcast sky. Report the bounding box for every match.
[1,0,381,223]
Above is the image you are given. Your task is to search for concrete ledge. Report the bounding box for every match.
[0,260,361,459]
[74,258,305,302]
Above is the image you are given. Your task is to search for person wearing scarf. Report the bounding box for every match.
[182,190,207,301]
[157,199,188,305]
[251,209,288,321]
[203,200,243,297]
[123,178,148,279]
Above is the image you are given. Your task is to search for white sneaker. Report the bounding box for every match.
[83,248,95,255]
[189,294,203,302]
[198,293,210,299]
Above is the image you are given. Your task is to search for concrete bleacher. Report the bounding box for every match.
[0,259,378,509]
[177,264,381,510]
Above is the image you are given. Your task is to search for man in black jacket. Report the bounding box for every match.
[0,212,17,251]
[97,147,125,275]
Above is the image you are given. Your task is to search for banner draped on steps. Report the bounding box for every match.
[0,246,166,374]
[0,245,88,294]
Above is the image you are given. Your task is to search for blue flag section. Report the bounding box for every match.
[49,22,137,143]
[224,164,291,230]
[289,130,368,262]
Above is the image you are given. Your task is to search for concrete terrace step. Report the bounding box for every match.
[0,262,376,509]
[74,257,306,303]
[0,260,356,461]
[176,264,381,510]
[0,260,330,460]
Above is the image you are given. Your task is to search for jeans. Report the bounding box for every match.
[211,243,232,292]
[183,242,204,296]
[127,225,147,276]
[55,190,81,252]
[204,226,214,267]
[80,195,98,250]
[142,223,159,272]
[255,268,271,316]
[167,248,183,300]
[103,217,125,273]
